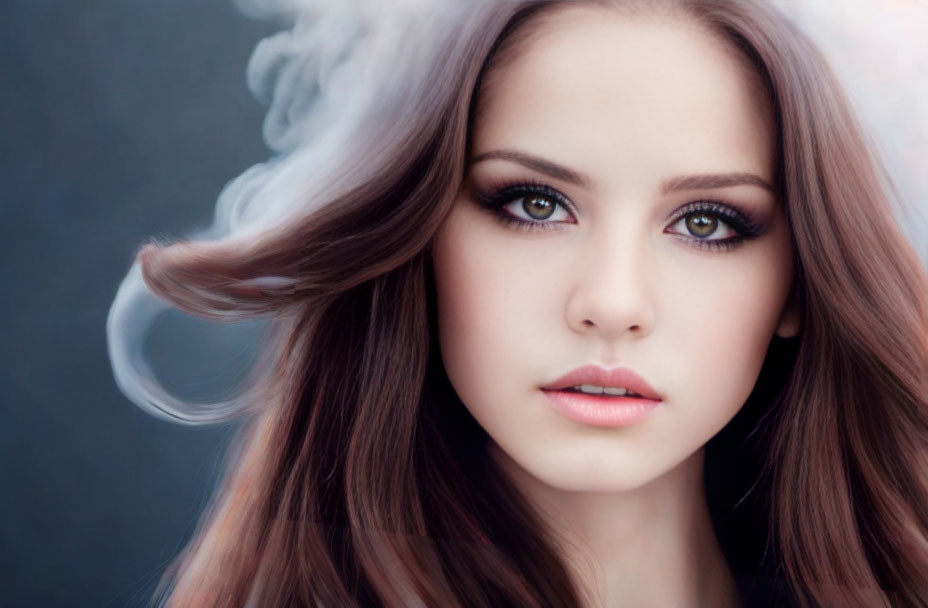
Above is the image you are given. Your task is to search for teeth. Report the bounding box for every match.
[578,384,605,395]
[572,384,635,396]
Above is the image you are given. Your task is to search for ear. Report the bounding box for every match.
[775,284,801,339]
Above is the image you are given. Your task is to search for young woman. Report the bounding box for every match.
[107,0,928,605]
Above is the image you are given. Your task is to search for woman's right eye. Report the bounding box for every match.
[476,183,576,232]
[503,194,573,223]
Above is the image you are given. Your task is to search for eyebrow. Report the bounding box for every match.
[470,149,776,194]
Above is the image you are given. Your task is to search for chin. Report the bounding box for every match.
[493,442,686,496]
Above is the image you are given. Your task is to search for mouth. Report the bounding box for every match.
[542,365,662,402]
[540,365,662,427]
[558,384,647,398]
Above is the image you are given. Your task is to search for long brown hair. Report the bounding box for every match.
[126,1,928,605]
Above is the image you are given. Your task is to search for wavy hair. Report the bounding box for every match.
[107,0,928,605]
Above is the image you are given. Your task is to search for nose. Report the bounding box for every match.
[566,228,657,340]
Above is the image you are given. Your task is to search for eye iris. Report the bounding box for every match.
[686,213,717,238]
[523,195,555,220]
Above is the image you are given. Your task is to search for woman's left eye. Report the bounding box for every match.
[666,211,738,241]
[664,201,760,251]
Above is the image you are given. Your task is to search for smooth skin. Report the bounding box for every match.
[432,5,798,607]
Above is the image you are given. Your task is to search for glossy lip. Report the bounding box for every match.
[541,365,663,401]
[542,391,660,428]
[541,365,663,428]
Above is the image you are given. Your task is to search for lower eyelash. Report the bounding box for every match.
[682,233,746,252]
[494,211,563,232]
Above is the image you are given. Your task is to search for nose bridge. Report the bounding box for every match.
[568,216,656,338]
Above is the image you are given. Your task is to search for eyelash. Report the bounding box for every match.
[473,179,763,252]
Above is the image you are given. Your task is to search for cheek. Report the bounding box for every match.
[431,208,541,409]
[430,200,580,437]
[663,236,793,422]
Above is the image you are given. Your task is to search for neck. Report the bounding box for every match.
[491,445,741,608]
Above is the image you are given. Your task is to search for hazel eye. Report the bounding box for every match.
[503,194,572,223]
[473,181,576,233]
[669,211,738,241]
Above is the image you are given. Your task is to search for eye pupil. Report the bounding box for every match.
[523,196,555,220]
[686,213,717,237]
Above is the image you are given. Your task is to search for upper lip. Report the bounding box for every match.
[542,365,662,401]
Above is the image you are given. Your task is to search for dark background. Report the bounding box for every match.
[2,2,278,605]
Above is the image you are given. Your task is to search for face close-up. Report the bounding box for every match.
[431,5,798,497]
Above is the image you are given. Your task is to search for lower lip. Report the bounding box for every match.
[542,390,661,427]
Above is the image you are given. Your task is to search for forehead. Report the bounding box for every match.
[473,5,775,190]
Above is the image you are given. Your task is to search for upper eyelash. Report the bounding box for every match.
[472,180,576,231]
[668,200,763,241]
[472,180,763,250]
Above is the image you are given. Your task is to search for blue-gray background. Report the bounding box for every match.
[2,2,278,605]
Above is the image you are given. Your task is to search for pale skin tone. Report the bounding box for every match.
[431,5,799,608]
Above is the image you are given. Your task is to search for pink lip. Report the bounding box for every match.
[541,365,662,428]
[542,365,662,401]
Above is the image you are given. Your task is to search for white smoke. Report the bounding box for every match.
[773,0,928,263]
[107,0,928,425]
[108,0,474,423]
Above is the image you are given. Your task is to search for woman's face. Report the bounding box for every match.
[431,6,797,493]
